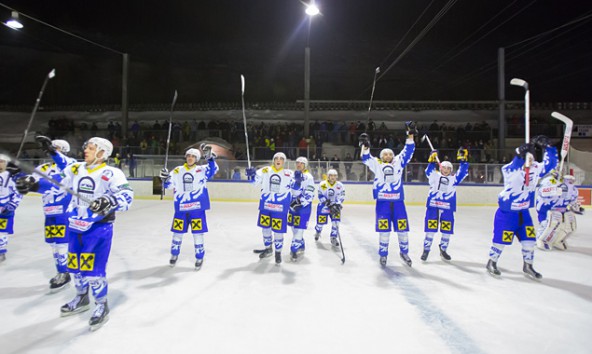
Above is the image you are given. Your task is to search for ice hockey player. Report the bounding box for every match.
[420,148,469,262]
[556,174,584,249]
[288,157,315,262]
[22,137,77,291]
[159,145,218,270]
[246,152,297,265]
[0,154,23,263]
[16,137,134,331]
[486,136,557,280]
[360,121,416,267]
[313,169,345,248]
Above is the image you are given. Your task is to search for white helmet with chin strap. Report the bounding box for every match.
[296,156,308,169]
[440,161,453,171]
[380,148,394,160]
[86,137,113,161]
[52,139,70,154]
[185,148,201,160]
[327,169,338,177]
[273,152,287,161]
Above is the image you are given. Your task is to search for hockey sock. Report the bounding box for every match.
[440,234,451,251]
[330,221,339,237]
[488,243,505,262]
[397,232,409,254]
[274,233,285,251]
[73,273,89,294]
[0,234,7,253]
[291,229,305,252]
[171,233,183,256]
[423,232,435,251]
[88,276,108,303]
[193,233,205,259]
[521,240,535,264]
[314,224,322,233]
[52,243,68,273]
[262,228,272,247]
[379,232,390,257]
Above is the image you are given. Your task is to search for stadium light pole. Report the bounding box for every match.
[1,3,129,142]
[303,2,319,138]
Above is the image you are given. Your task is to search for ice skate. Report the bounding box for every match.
[420,250,429,261]
[314,232,321,241]
[486,260,501,277]
[554,240,567,251]
[60,290,90,317]
[0,253,6,263]
[400,252,412,267]
[49,272,71,293]
[330,237,340,247]
[275,251,282,265]
[523,262,542,280]
[257,246,273,259]
[290,248,304,262]
[195,258,203,271]
[439,245,451,261]
[379,256,387,267]
[169,255,178,267]
[89,301,110,331]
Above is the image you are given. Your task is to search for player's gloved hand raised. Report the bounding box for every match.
[293,170,303,189]
[516,143,535,159]
[35,135,57,155]
[159,168,170,181]
[329,204,342,217]
[6,162,21,177]
[428,150,438,163]
[358,133,370,148]
[456,148,468,162]
[246,167,256,181]
[200,143,216,161]
[89,195,117,216]
[290,198,303,213]
[532,135,550,149]
[405,121,418,135]
[15,176,38,195]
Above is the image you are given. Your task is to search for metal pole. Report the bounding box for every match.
[304,46,311,137]
[121,53,129,148]
[497,48,506,161]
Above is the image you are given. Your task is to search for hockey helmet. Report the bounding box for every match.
[327,169,338,176]
[85,137,113,159]
[296,156,309,168]
[441,161,453,170]
[380,148,394,161]
[273,152,287,161]
[52,139,70,154]
[185,148,201,160]
[0,154,9,162]
[563,174,575,184]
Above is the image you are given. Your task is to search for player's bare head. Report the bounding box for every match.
[185,148,201,166]
[327,169,338,183]
[0,154,8,172]
[440,161,453,176]
[295,156,308,171]
[83,137,113,165]
[52,139,70,154]
[273,152,286,168]
[380,149,394,163]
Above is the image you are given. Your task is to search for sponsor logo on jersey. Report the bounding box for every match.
[429,200,451,209]
[511,201,530,210]
[180,201,201,211]
[378,192,400,200]
[101,170,114,181]
[43,205,64,215]
[264,202,283,212]
[69,218,93,232]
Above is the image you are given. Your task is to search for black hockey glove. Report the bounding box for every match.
[6,162,21,176]
[89,195,117,216]
[35,135,57,155]
[290,198,303,213]
[531,135,550,149]
[159,168,170,181]
[516,143,535,159]
[16,176,39,195]
[329,204,342,217]
[358,133,370,148]
[405,121,418,135]
[200,143,216,161]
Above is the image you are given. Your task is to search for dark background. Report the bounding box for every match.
[1,0,591,106]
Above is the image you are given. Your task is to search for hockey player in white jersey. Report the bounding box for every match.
[420,148,469,262]
[288,157,315,261]
[557,175,584,249]
[360,121,416,267]
[17,137,133,331]
[314,169,345,248]
[246,152,298,265]
[0,154,23,263]
[487,136,557,280]
[159,145,218,270]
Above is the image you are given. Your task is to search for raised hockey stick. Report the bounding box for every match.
[161,90,178,200]
[511,78,531,185]
[421,134,441,168]
[241,75,251,169]
[336,225,345,264]
[551,111,573,175]
[16,69,56,159]
[365,67,380,132]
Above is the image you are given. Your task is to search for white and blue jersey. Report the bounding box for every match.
[316,180,345,224]
[535,174,563,222]
[288,170,315,230]
[425,161,468,212]
[362,139,414,201]
[253,165,296,233]
[35,152,77,217]
[0,170,22,236]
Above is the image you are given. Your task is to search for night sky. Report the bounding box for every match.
[1,0,591,106]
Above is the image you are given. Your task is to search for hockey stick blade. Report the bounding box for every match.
[510,78,528,89]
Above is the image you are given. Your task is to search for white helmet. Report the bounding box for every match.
[441,161,453,170]
[563,175,575,184]
[52,139,70,154]
[296,156,308,168]
[185,148,201,160]
[273,152,287,161]
[0,154,9,162]
[86,137,113,159]
[327,169,338,176]
[380,148,394,160]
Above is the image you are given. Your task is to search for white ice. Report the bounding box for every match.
[1,197,591,354]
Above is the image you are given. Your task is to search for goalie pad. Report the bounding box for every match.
[536,210,562,250]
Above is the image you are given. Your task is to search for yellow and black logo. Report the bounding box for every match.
[378,219,389,230]
[428,219,438,229]
[71,164,80,175]
[191,218,203,231]
[318,215,327,224]
[67,253,78,269]
[0,219,7,230]
[525,226,535,238]
[172,218,184,231]
[260,215,271,227]
[293,216,301,227]
[45,225,66,238]
[397,219,408,230]
[502,231,514,242]
[271,218,282,231]
[80,253,95,271]
[441,221,452,231]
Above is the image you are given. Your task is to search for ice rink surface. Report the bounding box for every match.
[1,196,591,354]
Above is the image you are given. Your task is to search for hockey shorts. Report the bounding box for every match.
[316,204,341,225]
[0,215,14,234]
[171,210,208,234]
[492,208,536,245]
[288,205,312,230]
[258,210,288,233]
[67,223,113,277]
[44,216,69,244]
[424,207,455,234]
[375,200,409,232]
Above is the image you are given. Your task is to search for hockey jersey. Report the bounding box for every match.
[291,170,315,208]
[535,174,563,216]
[361,139,415,201]
[253,165,295,214]
[498,146,557,212]
[317,180,345,206]
[35,152,77,216]
[0,171,22,216]
[425,161,468,212]
[555,179,579,210]
[163,160,218,212]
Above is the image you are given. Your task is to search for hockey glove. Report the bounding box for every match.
[405,121,418,135]
[36,135,57,155]
[16,176,39,195]
[532,135,550,149]
[293,170,303,189]
[329,204,342,217]
[6,162,21,176]
[159,168,170,181]
[200,143,216,161]
[428,150,438,163]
[569,202,585,215]
[516,143,535,159]
[290,198,303,213]
[358,133,371,148]
[457,148,468,162]
[246,167,256,181]
[3,201,18,213]
[89,195,117,216]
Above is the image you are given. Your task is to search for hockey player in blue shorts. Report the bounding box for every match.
[0,154,23,263]
[160,145,218,270]
[421,148,469,262]
[314,169,345,247]
[288,157,315,262]
[360,121,416,267]
[487,136,557,280]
